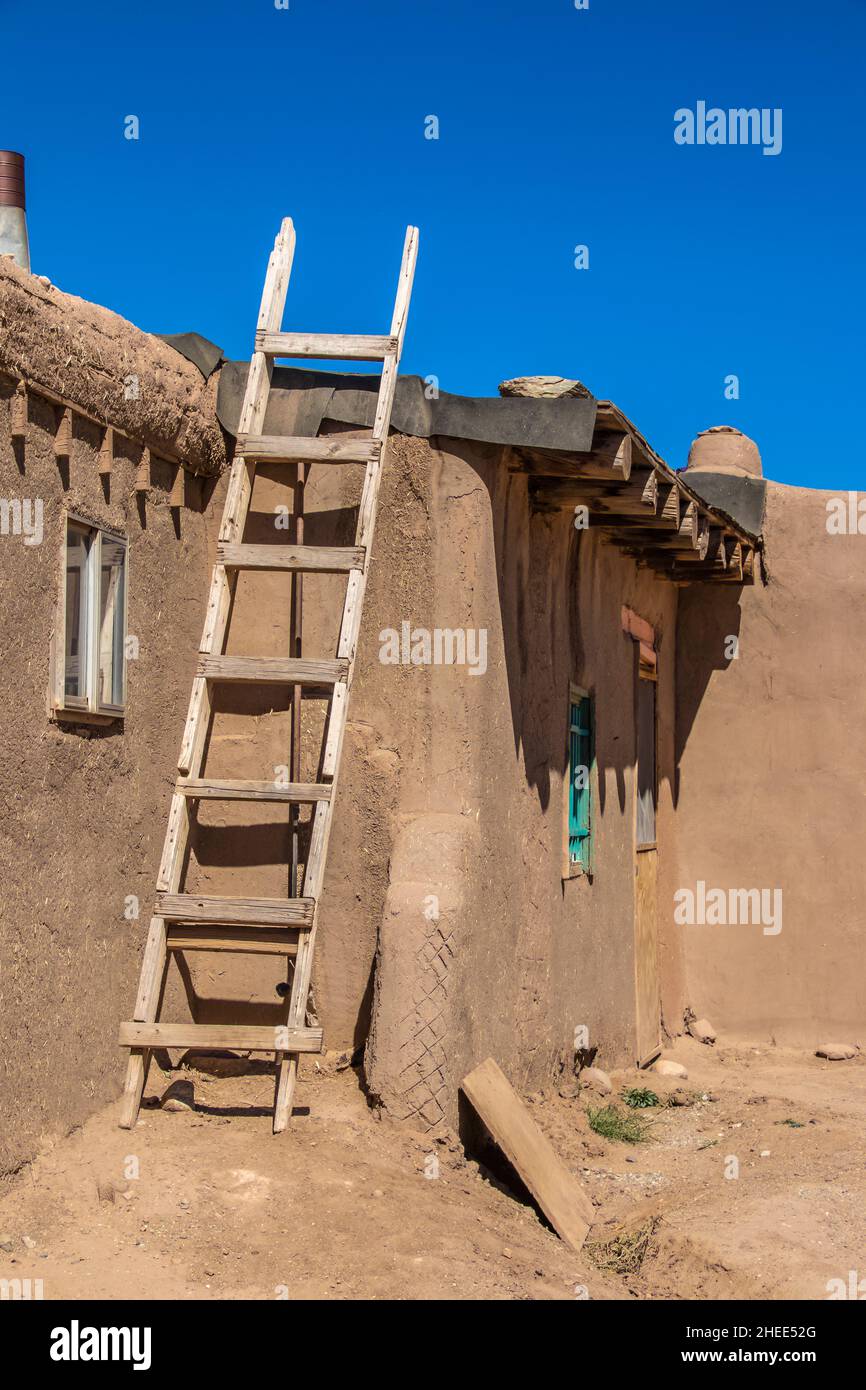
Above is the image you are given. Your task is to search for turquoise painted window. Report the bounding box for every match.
[568,693,593,870]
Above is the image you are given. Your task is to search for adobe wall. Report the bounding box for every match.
[667,481,866,1046]
[0,382,223,1180]
[179,431,679,1128]
[359,437,679,1126]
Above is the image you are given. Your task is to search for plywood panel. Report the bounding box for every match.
[461,1057,594,1250]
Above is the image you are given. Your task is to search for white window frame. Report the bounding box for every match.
[53,515,128,720]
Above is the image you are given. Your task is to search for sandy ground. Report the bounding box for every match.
[1,1038,863,1301]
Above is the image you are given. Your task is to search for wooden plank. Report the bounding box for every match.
[119,1022,323,1052]
[218,542,364,573]
[256,331,397,361]
[119,917,168,1129]
[198,655,347,685]
[10,381,27,439]
[461,1058,594,1251]
[135,446,152,492]
[176,778,331,802]
[156,893,314,927]
[55,405,73,459]
[634,851,661,1066]
[98,426,114,477]
[169,464,185,507]
[521,431,632,483]
[237,434,380,465]
[167,926,298,955]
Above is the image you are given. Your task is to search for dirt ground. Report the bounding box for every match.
[1,1037,863,1301]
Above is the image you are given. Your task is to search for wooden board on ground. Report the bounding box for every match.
[461,1057,594,1251]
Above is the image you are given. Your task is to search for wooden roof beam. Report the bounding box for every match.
[515,430,632,483]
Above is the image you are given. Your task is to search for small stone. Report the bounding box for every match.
[652,1059,688,1079]
[22,1236,36,1250]
[687,1017,717,1045]
[502,1247,512,1259]
[160,1079,196,1112]
[760,1150,771,1158]
[816,1042,857,1061]
[580,1067,613,1095]
[557,1081,580,1101]
[0,1236,13,1252]
[97,1180,116,1204]
[669,1089,693,1107]
[372,1189,384,1198]
[625,1156,636,1164]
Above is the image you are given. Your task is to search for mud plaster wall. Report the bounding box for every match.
[668,482,866,1046]
[360,439,678,1127]
[0,381,221,1180]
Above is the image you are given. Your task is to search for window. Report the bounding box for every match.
[635,666,656,848]
[567,686,593,874]
[56,518,128,717]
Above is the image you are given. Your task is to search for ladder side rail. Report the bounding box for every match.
[273,226,418,1131]
[120,220,295,1130]
[177,220,296,781]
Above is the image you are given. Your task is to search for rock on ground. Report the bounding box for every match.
[816,1042,857,1061]
[652,1059,689,1079]
[579,1067,613,1095]
[687,1017,717,1045]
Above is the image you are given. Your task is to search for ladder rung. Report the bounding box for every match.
[166,926,298,956]
[256,331,397,361]
[217,543,365,574]
[198,656,348,686]
[119,1022,323,1052]
[156,893,314,927]
[176,778,331,802]
[237,434,381,465]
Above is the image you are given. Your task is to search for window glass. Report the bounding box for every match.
[60,521,127,715]
[99,536,127,707]
[568,694,592,870]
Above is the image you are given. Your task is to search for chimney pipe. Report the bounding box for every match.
[0,151,30,272]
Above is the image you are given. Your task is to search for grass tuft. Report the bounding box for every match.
[587,1103,650,1143]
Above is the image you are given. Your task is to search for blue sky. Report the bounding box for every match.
[1,0,863,486]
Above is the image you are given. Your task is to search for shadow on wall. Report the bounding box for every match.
[672,586,743,811]
[434,438,743,834]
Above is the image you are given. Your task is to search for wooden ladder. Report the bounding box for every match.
[118,217,419,1133]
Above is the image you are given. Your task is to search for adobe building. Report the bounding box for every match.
[0,244,862,1173]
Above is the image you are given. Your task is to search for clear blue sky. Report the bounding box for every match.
[1,0,863,486]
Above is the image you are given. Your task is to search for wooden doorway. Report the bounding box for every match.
[633,648,661,1067]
